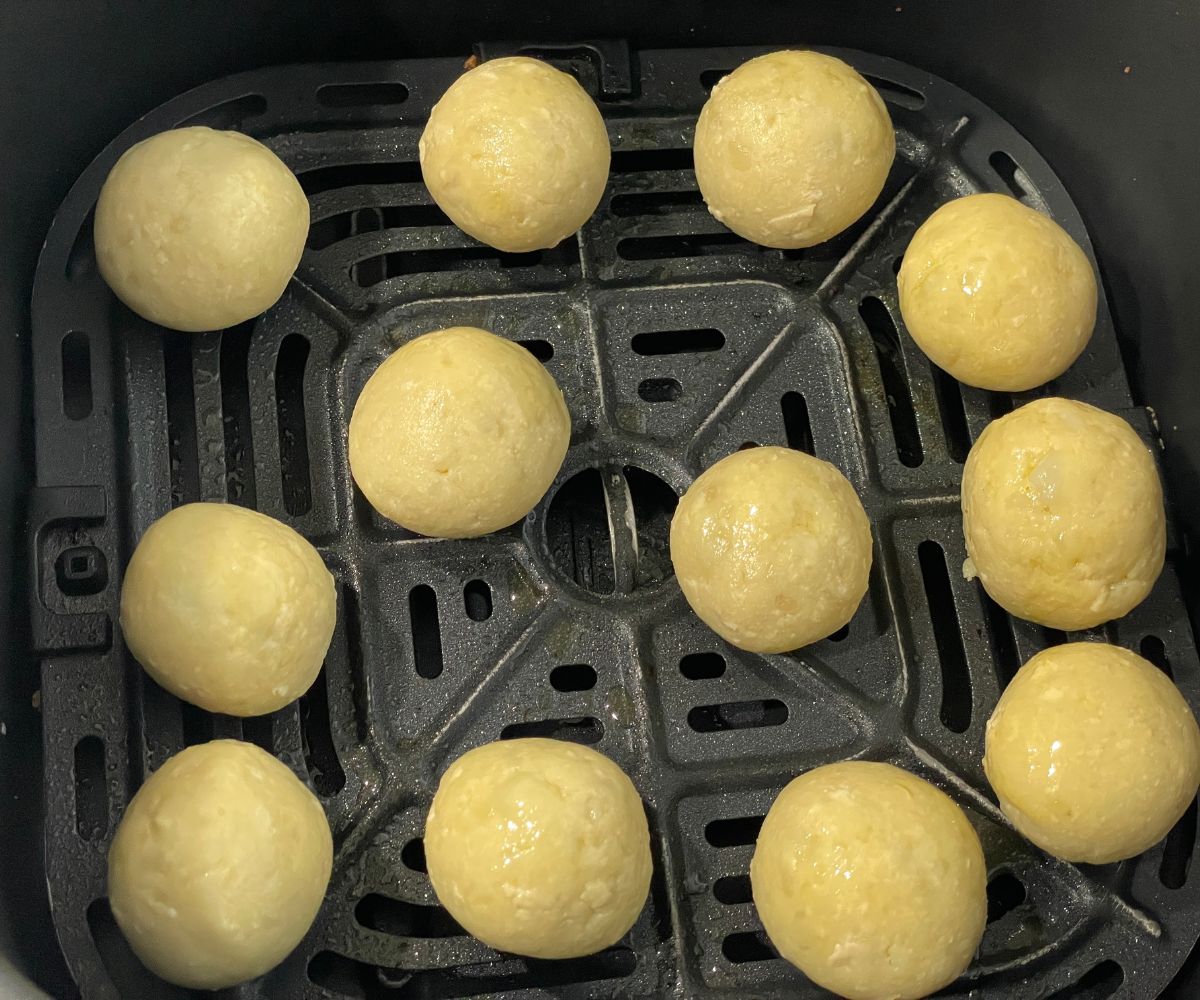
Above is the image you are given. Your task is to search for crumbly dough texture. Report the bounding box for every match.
[962,397,1165,630]
[95,126,309,332]
[693,50,895,249]
[751,761,987,1000]
[985,642,1200,864]
[108,740,333,990]
[348,326,571,538]
[419,57,610,252]
[424,738,652,959]
[669,446,872,653]
[898,193,1098,391]
[120,502,337,716]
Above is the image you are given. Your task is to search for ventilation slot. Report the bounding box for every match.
[402,837,427,872]
[351,238,578,287]
[73,736,107,841]
[183,93,267,130]
[930,366,970,462]
[828,623,850,643]
[981,591,1020,689]
[274,334,313,516]
[518,338,554,363]
[989,392,1015,419]
[862,74,926,109]
[680,652,726,680]
[638,377,682,402]
[163,335,199,507]
[611,190,704,217]
[722,931,775,963]
[1140,635,1173,677]
[625,466,679,589]
[550,664,597,692]
[355,895,463,937]
[617,232,753,261]
[713,874,752,904]
[700,69,731,92]
[61,331,93,420]
[781,391,815,454]
[89,899,195,1000]
[409,585,444,679]
[298,161,423,196]
[990,150,1036,201]
[688,699,787,733]
[631,328,725,356]
[545,469,615,594]
[463,579,493,622]
[1160,797,1197,890]
[300,666,346,796]
[343,584,370,744]
[1042,627,1069,648]
[705,814,764,848]
[987,872,1027,922]
[610,147,694,173]
[308,204,452,251]
[242,713,273,753]
[316,82,409,107]
[180,701,214,746]
[918,541,972,733]
[67,214,95,281]
[220,321,256,506]
[1046,961,1124,1000]
[307,951,374,1000]
[860,296,922,466]
[501,716,604,744]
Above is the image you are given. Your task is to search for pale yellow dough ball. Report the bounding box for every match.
[120,503,336,716]
[693,50,895,249]
[751,761,987,1000]
[670,447,872,653]
[898,193,1098,391]
[962,397,1165,630]
[985,643,1200,864]
[95,126,309,332]
[108,740,333,989]
[424,738,652,959]
[419,57,610,252]
[348,326,570,538]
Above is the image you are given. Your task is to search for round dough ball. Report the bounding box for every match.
[348,326,571,538]
[120,502,336,716]
[752,761,986,1000]
[108,740,332,989]
[898,193,1098,391]
[985,642,1200,863]
[95,126,309,332]
[419,57,610,252]
[424,738,652,959]
[694,50,895,249]
[670,447,872,653]
[962,397,1165,630]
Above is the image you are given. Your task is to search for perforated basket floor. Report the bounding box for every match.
[29,42,1200,1000]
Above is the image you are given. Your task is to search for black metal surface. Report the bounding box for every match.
[28,45,1200,999]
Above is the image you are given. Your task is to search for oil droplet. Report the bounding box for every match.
[603,685,636,729]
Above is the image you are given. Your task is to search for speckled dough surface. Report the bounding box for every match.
[693,50,895,249]
[985,643,1200,864]
[119,502,337,716]
[962,397,1165,630]
[751,761,987,1000]
[424,738,653,959]
[419,57,610,252]
[670,446,872,653]
[94,126,309,332]
[348,326,571,538]
[107,740,333,990]
[898,194,1097,391]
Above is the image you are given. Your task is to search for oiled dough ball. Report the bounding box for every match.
[95,126,309,332]
[985,643,1200,863]
[419,57,610,252]
[898,194,1098,391]
[120,503,336,716]
[694,50,895,249]
[424,738,652,958]
[349,326,570,538]
[962,397,1164,630]
[108,740,332,989]
[670,447,872,653]
[752,762,986,1000]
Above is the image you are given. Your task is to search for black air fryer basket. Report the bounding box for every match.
[3,4,1200,999]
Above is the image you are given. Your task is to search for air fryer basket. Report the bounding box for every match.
[27,43,1200,999]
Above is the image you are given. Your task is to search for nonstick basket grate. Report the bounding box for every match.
[29,42,1200,1000]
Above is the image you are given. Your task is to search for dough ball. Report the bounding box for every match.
[108,740,332,989]
[95,126,309,332]
[424,738,652,959]
[985,642,1200,863]
[752,761,986,1000]
[898,193,1097,391]
[419,57,610,252]
[348,326,571,538]
[962,397,1165,630]
[120,502,336,716]
[693,50,895,249]
[670,447,872,653]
